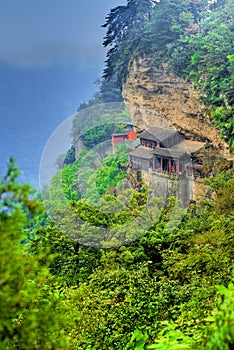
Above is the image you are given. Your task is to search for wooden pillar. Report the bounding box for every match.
[176,160,179,174]
[168,159,171,173]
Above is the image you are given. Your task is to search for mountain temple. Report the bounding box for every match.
[128,127,205,178]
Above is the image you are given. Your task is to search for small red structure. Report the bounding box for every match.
[112,131,137,146]
[112,133,128,145]
[127,131,137,140]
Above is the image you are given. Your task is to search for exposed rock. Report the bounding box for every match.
[122,56,231,159]
[193,178,212,202]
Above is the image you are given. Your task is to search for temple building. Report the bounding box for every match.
[139,127,183,149]
[128,127,205,177]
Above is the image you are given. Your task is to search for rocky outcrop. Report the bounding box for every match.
[122,56,231,159]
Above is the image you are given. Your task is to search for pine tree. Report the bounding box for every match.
[102,0,155,86]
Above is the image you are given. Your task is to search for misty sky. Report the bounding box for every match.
[0,0,126,66]
[0,0,126,187]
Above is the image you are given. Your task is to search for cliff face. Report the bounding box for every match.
[122,56,231,159]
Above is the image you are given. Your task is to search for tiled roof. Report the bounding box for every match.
[112,133,128,137]
[129,146,188,160]
[151,148,187,159]
[173,140,205,155]
[139,127,178,142]
[129,147,153,160]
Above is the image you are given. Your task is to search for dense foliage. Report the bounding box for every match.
[82,123,128,149]
[1,1,234,348]
[0,159,73,349]
[1,155,234,349]
[71,102,130,143]
[102,0,234,148]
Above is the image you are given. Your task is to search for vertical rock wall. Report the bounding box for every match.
[122,57,231,159]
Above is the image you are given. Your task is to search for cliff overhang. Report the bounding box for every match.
[122,57,231,160]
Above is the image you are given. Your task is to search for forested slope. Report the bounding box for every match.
[1,157,234,349]
[0,1,234,349]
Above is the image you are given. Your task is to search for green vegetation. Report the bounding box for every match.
[1,158,234,348]
[71,102,130,143]
[102,0,234,148]
[82,123,128,149]
[0,159,72,349]
[95,144,129,195]
[1,1,234,348]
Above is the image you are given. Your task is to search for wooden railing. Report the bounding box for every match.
[149,168,179,179]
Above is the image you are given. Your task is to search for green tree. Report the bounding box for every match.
[0,159,72,349]
[102,0,155,85]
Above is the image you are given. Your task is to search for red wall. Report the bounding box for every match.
[112,134,127,145]
[127,131,137,140]
[112,131,137,145]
